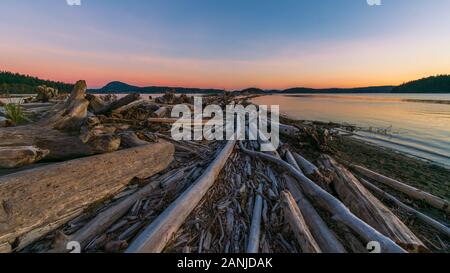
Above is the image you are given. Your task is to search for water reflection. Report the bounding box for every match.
[252,94,450,168]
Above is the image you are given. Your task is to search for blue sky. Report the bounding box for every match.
[1,0,449,89]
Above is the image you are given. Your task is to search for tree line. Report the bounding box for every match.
[392,75,450,93]
[0,71,73,95]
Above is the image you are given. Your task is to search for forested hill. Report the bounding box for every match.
[0,71,74,94]
[392,75,450,93]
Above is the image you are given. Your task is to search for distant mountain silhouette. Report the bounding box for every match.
[392,75,450,93]
[90,82,394,95]
[92,81,225,95]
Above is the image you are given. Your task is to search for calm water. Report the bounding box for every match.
[252,94,450,168]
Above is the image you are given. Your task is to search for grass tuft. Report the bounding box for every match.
[4,102,29,125]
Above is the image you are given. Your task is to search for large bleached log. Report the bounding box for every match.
[0,146,50,169]
[126,139,236,253]
[237,142,406,253]
[281,191,322,253]
[246,183,264,253]
[0,141,174,250]
[352,164,450,214]
[284,175,346,253]
[359,178,450,239]
[95,93,141,115]
[319,156,426,252]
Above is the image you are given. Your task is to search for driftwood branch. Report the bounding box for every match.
[246,183,263,253]
[352,165,450,214]
[359,178,450,239]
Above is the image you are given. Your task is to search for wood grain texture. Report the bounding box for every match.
[0,141,174,248]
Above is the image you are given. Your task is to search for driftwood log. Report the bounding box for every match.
[0,146,50,169]
[0,141,174,251]
[284,175,346,253]
[246,183,264,253]
[237,141,406,253]
[94,93,141,115]
[278,123,301,137]
[319,156,426,252]
[352,164,450,214]
[126,139,236,253]
[281,191,322,253]
[292,152,319,176]
[359,178,450,239]
[52,179,162,252]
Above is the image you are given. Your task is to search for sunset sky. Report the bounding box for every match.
[1,0,449,90]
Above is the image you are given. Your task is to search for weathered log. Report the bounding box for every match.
[247,183,264,253]
[147,117,208,125]
[0,146,50,169]
[87,134,121,153]
[86,94,107,113]
[284,175,346,253]
[95,93,141,115]
[0,242,11,253]
[359,178,450,239]
[48,81,90,131]
[152,106,168,118]
[283,149,302,173]
[294,152,331,191]
[0,117,13,128]
[119,132,149,148]
[0,141,174,250]
[52,179,161,252]
[20,103,54,109]
[126,138,236,253]
[278,123,301,137]
[352,164,450,214]
[0,126,94,160]
[281,191,322,253]
[292,152,319,176]
[112,99,147,113]
[237,142,406,253]
[319,156,426,252]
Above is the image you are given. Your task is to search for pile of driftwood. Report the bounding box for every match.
[0,81,448,253]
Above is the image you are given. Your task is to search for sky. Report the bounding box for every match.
[0,0,449,90]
